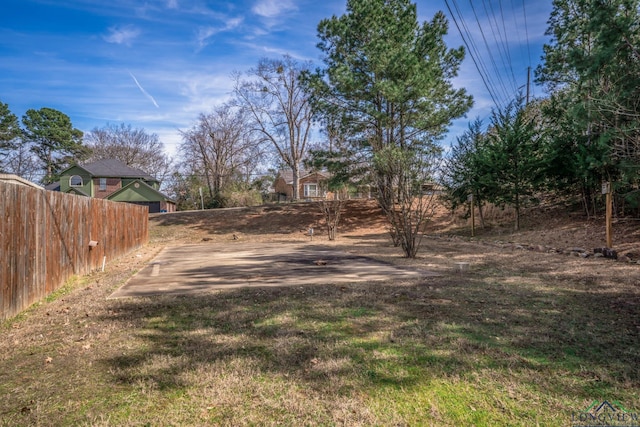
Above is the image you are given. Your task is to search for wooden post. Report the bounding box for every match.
[602,182,613,248]
[468,194,475,237]
[606,192,613,248]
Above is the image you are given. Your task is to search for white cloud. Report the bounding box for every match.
[178,71,235,114]
[103,25,141,46]
[166,0,179,9]
[196,27,218,48]
[252,0,297,18]
[196,17,243,50]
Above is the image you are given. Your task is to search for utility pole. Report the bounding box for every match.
[526,66,531,105]
[603,181,613,248]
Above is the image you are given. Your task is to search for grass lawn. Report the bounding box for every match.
[1,228,639,426]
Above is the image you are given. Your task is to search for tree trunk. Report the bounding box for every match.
[319,200,343,241]
[475,195,485,229]
[292,166,300,200]
[514,192,520,231]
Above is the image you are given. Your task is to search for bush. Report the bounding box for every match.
[221,189,263,208]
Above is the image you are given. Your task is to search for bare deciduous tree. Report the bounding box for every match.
[318,187,349,241]
[179,104,261,207]
[85,123,172,184]
[234,55,314,200]
[3,140,40,182]
[374,146,440,258]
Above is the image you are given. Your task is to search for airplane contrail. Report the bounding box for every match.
[129,71,159,108]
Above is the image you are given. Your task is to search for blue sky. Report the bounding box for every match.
[0,0,553,158]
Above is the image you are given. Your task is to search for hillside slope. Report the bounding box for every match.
[150,199,640,261]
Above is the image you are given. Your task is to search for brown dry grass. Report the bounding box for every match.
[0,199,638,426]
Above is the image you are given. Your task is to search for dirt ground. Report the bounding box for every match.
[150,198,640,260]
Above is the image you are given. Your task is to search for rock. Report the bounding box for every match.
[579,252,591,258]
[594,253,604,258]
[571,247,587,253]
[594,247,618,259]
[617,255,631,263]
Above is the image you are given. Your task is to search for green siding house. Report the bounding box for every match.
[52,159,176,213]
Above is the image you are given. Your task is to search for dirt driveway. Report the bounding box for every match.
[109,242,437,298]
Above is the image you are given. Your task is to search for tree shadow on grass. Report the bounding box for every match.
[97,272,640,406]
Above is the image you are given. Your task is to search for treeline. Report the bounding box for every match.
[442,0,640,228]
[0,105,172,188]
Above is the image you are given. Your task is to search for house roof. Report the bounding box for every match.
[75,159,158,182]
[107,179,175,203]
[278,169,330,184]
[44,181,60,191]
[67,187,90,197]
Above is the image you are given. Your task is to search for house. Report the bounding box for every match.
[52,159,176,213]
[273,169,332,201]
[273,169,371,201]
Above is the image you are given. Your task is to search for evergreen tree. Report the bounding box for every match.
[481,99,546,231]
[442,118,488,226]
[22,107,86,184]
[0,101,21,171]
[536,0,640,212]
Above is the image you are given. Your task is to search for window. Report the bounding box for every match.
[304,183,318,197]
[69,175,83,187]
[99,178,107,191]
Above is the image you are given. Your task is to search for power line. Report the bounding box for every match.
[444,0,536,109]
[491,0,519,92]
[521,0,534,98]
[469,0,515,102]
[444,0,506,108]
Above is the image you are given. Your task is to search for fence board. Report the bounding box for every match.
[0,181,148,320]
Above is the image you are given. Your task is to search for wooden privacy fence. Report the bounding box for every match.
[0,179,149,321]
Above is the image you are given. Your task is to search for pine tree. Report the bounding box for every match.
[480,99,546,231]
[536,0,640,212]
[0,101,21,171]
[305,0,472,257]
[22,107,86,184]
